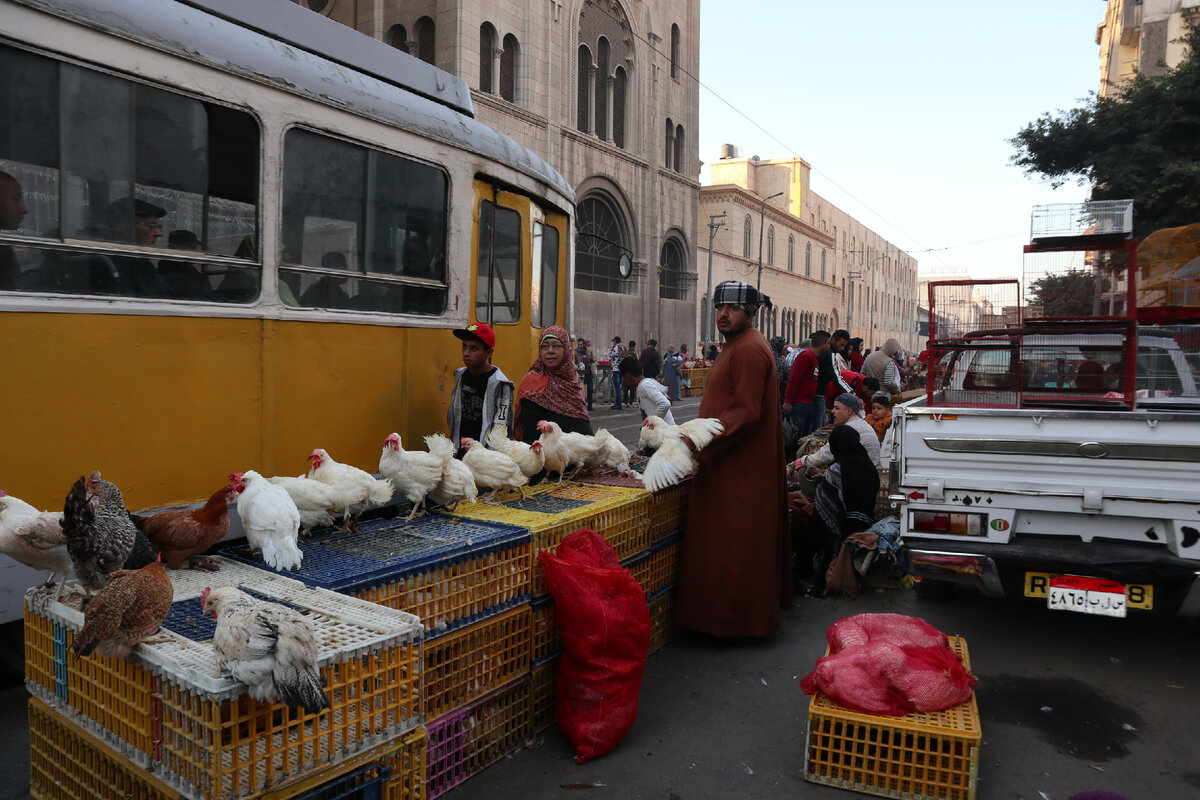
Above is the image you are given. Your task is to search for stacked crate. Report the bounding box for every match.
[681,367,709,397]
[24,558,423,800]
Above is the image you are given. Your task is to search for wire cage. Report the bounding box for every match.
[1030,200,1133,241]
[926,280,1021,341]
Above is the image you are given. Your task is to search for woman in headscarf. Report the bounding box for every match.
[662,345,684,401]
[514,324,593,443]
[810,424,879,591]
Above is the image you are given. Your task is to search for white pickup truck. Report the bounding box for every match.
[896,326,1200,618]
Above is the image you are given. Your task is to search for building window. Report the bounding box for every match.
[594,37,609,141]
[414,16,435,64]
[578,1,633,147]
[673,124,684,173]
[805,242,811,276]
[670,23,680,79]
[476,199,521,323]
[479,24,497,93]
[575,195,633,295]
[821,250,826,282]
[577,46,591,133]
[664,118,673,167]
[787,235,794,272]
[386,24,409,53]
[743,215,752,257]
[767,226,774,266]
[659,237,690,301]
[612,66,626,148]
[500,34,518,102]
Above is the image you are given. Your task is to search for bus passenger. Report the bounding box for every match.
[447,322,514,450]
[107,198,170,297]
[514,325,592,443]
[0,171,28,290]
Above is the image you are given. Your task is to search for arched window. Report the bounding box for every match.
[500,34,519,102]
[664,118,674,167]
[787,235,794,272]
[479,24,497,92]
[743,215,752,258]
[805,242,811,276]
[612,66,627,148]
[659,237,689,300]
[386,24,409,53]
[673,124,684,174]
[670,23,680,79]
[415,16,435,64]
[767,226,775,266]
[577,46,591,133]
[594,37,609,141]
[575,195,632,295]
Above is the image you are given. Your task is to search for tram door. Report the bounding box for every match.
[472,180,568,380]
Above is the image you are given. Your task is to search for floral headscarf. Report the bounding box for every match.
[517,325,590,420]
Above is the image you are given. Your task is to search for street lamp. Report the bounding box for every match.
[755,191,784,290]
[704,212,726,347]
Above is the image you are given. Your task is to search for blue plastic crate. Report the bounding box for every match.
[219,515,532,634]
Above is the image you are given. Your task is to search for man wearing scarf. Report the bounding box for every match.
[676,281,790,638]
[514,325,593,443]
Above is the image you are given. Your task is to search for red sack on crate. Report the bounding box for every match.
[538,529,651,763]
[826,612,947,652]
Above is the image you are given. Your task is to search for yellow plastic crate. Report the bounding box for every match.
[641,535,683,597]
[425,676,531,800]
[574,472,689,543]
[529,596,561,663]
[647,585,677,654]
[804,636,981,800]
[24,558,423,800]
[29,695,427,800]
[442,482,650,596]
[622,549,653,595]
[529,656,558,734]
[423,604,531,722]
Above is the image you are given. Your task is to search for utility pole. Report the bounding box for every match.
[704,212,726,348]
[756,191,784,290]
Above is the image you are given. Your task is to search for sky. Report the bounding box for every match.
[697,1,1105,280]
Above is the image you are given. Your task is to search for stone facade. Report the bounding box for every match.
[300,0,700,352]
[700,154,919,354]
[1097,0,1198,97]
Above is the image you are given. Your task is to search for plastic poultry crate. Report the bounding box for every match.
[577,472,690,543]
[529,655,558,734]
[640,534,683,597]
[422,604,530,722]
[28,695,428,800]
[804,636,981,800]
[441,482,650,596]
[425,675,531,800]
[529,595,561,663]
[220,515,531,635]
[647,584,677,654]
[24,558,423,800]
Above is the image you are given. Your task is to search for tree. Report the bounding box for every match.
[1028,270,1111,317]
[1010,19,1200,237]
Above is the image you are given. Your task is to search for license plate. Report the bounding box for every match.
[1024,571,1153,613]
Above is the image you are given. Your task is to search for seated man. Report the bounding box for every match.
[796,393,881,469]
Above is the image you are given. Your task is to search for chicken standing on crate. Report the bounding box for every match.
[136,483,238,570]
[71,555,174,660]
[229,471,303,571]
[486,424,545,479]
[0,489,71,598]
[379,432,444,521]
[424,433,478,508]
[558,428,607,475]
[637,416,725,492]
[534,420,574,482]
[201,586,331,715]
[62,471,156,598]
[592,428,633,474]
[460,437,528,501]
[266,475,340,536]
[305,448,394,531]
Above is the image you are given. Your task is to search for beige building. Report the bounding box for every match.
[1097,0,1199,97]
[699,152,919,354]
[297,0,700,351]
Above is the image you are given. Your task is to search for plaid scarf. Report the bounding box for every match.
[713,280,771,314]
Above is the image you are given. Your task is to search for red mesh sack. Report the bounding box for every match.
[799,643,910,716]
[826,612,948,653]
[880,644,977,712]
[538,529,651,763]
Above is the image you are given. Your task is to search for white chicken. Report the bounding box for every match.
[559,430,607,475]
[534,420,574,482]
[229,471,303,571]
[424,434,478,509]
[201,586,331,715]
[637,415,726,492]
[306,448,394,531]
[378,433,444,521]
[0,489,71,598]
[266,476,339,536]
[461,437,528,501]
[486,424,545,479]
[593,428,633,474]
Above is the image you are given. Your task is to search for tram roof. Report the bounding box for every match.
[17,0,574,204]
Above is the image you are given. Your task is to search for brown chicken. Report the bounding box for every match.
[71,557,174,660]
[136,484,237,570]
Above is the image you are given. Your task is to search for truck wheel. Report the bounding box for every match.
[914,579,954,600]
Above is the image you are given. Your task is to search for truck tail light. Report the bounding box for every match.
[910,510,986,536]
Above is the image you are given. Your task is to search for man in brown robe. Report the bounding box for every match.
[676,280,790,637]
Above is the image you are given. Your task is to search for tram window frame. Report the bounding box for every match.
[280,127,448,315]
[0,43,261,302]
[530,220,559,328]
[476,199,522,324]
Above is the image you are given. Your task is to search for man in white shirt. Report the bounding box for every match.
[797,392,881,468]
[618,355,676,424]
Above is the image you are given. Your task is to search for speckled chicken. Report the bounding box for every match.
[71,557,174,660]
[136,483,237,570]
[202,586,331,715]
[0,489,71,597]
[63,471,142,594]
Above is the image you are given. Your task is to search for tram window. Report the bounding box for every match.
[0,44,260,300]
[476,200,522,324]
[530,221,559,328]
[281,128,447,314]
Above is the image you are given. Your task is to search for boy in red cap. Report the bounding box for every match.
[448,322,514,447]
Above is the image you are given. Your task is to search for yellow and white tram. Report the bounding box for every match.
[0,0,573,622]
